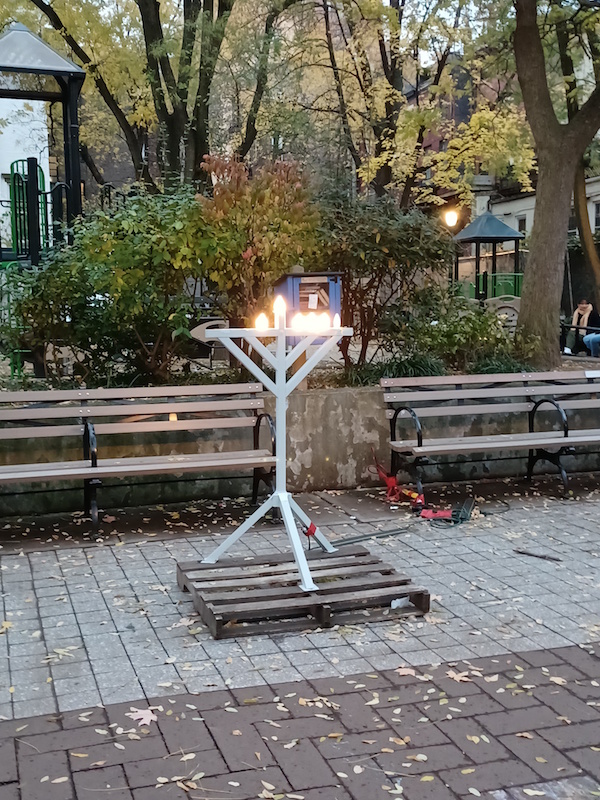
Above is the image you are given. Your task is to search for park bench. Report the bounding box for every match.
[0,383,276,527]
[381,369,600,498]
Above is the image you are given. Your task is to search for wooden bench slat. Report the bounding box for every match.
[0,398,264,422]
[0,450,276,484]
[385,396,600,419]
[0,382,263,403]
[391,429,600,456]
[381,370,587,388]
[0,416,259,441]
[384,382,600,404]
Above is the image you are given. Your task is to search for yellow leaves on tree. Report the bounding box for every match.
[198,156,320,324]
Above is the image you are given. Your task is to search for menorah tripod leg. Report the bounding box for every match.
[288,496,337,554]
[278,493,319,592]
[201,494,277,564]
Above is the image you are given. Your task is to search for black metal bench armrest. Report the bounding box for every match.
[83,420,98,467]
[391,406,423,448]
[528,398,568,438]
[254,413,276,456]
[560,323,600,333]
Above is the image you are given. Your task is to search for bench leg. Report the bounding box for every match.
[526,449,537,482]
[527,448,570,493]
[83,478,101,530]
[406,457,426,502]
[252,467,280,520]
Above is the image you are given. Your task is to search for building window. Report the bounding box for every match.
[595,203,600,231]
[568,209,577,234]
[516,216,526,234]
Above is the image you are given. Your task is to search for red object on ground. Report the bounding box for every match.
[305,522,317,537]
[420,508,453,519]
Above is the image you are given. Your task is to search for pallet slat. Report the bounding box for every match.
[177,547,429,639]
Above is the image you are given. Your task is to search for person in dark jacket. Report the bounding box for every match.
[564,298,600,354]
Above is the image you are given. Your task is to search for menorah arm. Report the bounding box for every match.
[285,334,342,396]
[217,337,277,394]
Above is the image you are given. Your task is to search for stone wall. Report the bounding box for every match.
[0,386,598,516]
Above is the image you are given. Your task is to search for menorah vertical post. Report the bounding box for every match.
[200,297,352,592]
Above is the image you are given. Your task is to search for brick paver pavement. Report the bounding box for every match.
[0,646,598,799]
[0,477,599,797]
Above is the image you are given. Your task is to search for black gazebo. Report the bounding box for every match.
[0,22,85,221]
[453,211,524,300]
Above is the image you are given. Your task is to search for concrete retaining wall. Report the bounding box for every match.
[0,386,598,517]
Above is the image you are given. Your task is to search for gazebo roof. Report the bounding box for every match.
[454,211,524,244]
[0,22,84,77]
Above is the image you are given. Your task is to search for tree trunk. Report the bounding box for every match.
[574,158,600,305]
[517,146,577,367]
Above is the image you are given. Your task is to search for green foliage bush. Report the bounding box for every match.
[3,190,216,385]
[317,196,454,366]
[380,284,534,373]
[342,355,446,386]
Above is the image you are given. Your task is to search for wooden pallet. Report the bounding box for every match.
[176,544,430,639]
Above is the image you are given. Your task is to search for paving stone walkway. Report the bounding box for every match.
[0,477,599,798]
[0,646,599,799]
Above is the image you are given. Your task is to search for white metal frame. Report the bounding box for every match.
[201,304,353,592]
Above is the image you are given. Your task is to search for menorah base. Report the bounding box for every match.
[201,491,337,592]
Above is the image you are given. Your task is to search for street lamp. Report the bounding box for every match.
[444,209,459,228]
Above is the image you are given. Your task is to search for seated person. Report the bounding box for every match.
[584,331,600,357]
[564,298,600,354]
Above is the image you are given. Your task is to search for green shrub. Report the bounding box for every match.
[380,284,534,372]
[468,354,537,374]
[2,190,217,385]
[341,355,446,387]
[317,196,454,367]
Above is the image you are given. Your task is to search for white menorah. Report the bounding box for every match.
[202,296,353,592]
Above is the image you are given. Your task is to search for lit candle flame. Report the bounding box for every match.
[273,295,286,327]
[289,311,332,333]
[255,313,269,331]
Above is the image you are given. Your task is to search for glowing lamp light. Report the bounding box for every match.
[255,313,269,331]
[333,313,341,328]
[444,209,458,228]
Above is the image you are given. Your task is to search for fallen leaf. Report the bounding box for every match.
[70,753,88,758]
[516,732,534,739]
[232,730,242,736]
[535,757,547,763]
[549,677,567,686]
[468,789,481,797]
[180,753,195,761]
[125,708,158,727]
[262,781,276,791]
[395,667,416,677]
[461,769,476,775]
[353,766,364,774]
[51,777,69,784]
[420,775,434,782]
[446,670,472,683]
[467,735,480,744]
[523,791,546,797]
